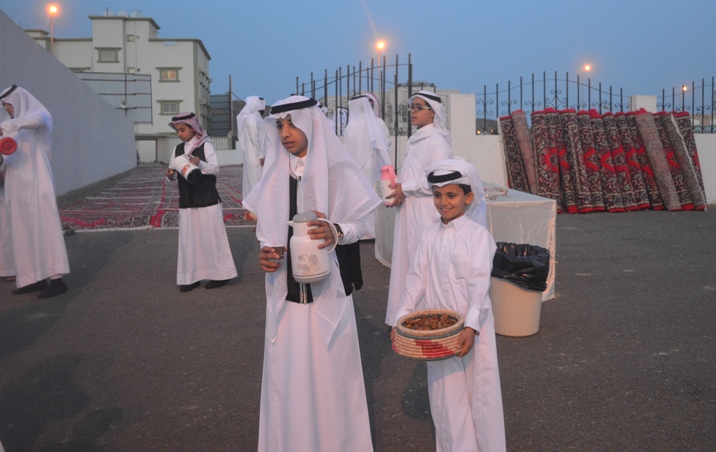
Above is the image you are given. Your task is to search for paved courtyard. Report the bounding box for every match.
[1,180,715,450]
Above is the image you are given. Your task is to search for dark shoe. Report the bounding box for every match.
[63,225,76,237]
[12,280,48,294]
[205,279,229,289]
[37,278,68,299]
[179,281,201,292]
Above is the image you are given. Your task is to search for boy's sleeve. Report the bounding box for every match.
[393,228,430,325]
[400,138,451,197]
[199,142,220,175]
[464,227,497,333]
[0,112,47,134]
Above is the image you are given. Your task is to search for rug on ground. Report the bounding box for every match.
[60,165,255,230]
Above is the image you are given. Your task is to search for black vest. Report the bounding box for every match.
[174,143,221,208]
[285,177,363,302]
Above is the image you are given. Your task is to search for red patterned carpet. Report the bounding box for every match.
[60,165,254,231]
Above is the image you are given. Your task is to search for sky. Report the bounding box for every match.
[2,0,715,107]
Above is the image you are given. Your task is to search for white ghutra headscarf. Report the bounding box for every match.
[168,112,210,154]
[242,96,381,346]
[364,92,382,118]
[236,96,265,135]
[426,158,487,228]
[411,90,450,144]
[344,95,390,171]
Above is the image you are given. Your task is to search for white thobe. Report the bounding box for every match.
[169,138,237,285]
[385,124,452,325]
[345,99,391,239]
[257,157,373,452]
[394,215,506,452]
[237,113,267,197]
[1,111,69,288]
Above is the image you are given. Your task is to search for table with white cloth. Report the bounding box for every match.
[374,183,557,301]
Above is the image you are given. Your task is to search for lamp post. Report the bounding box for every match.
[580,64,591,109]
[47,3,59,55]
[375,39,386,85]
[375,39,386,114]
[376,39,386,64]
[681,85,687,112]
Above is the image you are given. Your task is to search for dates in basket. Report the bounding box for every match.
[403,314,457,330]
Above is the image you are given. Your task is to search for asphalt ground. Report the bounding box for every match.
[1,189,715,451]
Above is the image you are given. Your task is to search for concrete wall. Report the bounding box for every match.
[0,10,135,196]
[695,134,716,205]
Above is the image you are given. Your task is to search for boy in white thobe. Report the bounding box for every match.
[243,96,379,452]
[165,112,237,292]
[236,96,268,212]
[344,94,391,239]
[392,159,506,452]
[384,90,453,326]
[1,85,69,298]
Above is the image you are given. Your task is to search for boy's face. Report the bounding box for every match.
[409,97,435,129]
[276,114,308,158]
[433,184,474,224]
[2,102,14,118]
[175,123,196,142]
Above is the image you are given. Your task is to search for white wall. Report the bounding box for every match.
[447,94,508,186]
[694,134,716,205]
[0,10,135,196]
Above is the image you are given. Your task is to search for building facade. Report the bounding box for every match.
[26,9,211,163]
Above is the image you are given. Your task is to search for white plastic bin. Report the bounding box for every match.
[489,277,542,337]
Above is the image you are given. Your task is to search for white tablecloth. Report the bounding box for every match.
[374,183,557,301]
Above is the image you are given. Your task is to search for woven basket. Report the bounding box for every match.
[393,309,464,361]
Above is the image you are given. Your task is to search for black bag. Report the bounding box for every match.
[491,242,550,292]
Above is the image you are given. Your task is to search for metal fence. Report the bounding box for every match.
[475,72,715,133]
[76,72,152,124]
[296,65,715,135]
[295,54,416,144]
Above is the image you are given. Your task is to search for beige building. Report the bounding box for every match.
[26,9,211,163]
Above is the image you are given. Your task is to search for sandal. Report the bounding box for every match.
[63,225,76,237]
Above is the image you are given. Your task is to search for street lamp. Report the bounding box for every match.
[374,39,386,106]
[375,39,386,65]
[581,64,592,108]
[47,3,59,54]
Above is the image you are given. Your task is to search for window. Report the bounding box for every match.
[98,48,119,62]
[160,101,180,115]
[127,34,135,42]
[159,68,179,82]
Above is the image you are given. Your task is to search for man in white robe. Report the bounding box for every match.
[0,85,69,298]
[392,159,504,452]
[236,96,268,213]
[243,96,380,452]
[384,90,452,326]
[344,95,391,239]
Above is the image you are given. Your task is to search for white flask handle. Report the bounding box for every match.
[315,218,339,253]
